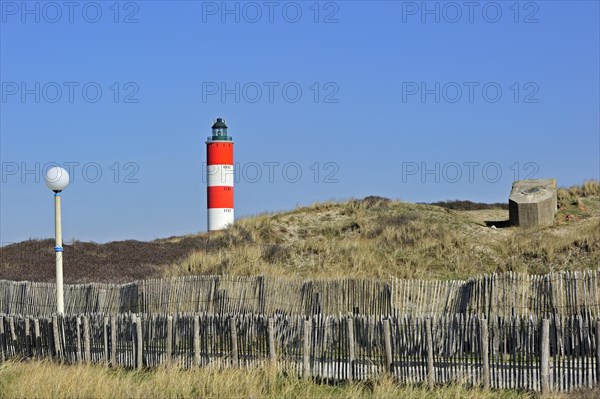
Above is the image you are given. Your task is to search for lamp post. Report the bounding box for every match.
[44,166,70,314]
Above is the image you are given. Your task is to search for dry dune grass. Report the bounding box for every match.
[172,183,600,280]
[0,360,564,399]
[1,181,598,283]
[558,180,600,200]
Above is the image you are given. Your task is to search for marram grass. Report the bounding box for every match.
[1,181,598,284]
[0,359,587,399]
[170,185,600,281]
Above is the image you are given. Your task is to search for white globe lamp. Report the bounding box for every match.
[44,167,70,192]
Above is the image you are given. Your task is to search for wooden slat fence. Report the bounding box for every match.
[391,269,600,317]
[1,312,598,392]
[0,270,598,317]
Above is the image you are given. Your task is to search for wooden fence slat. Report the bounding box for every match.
[24,317,30,357]
[33,317,41,358]
[76,316,82,363]
[52,315,60,360]
[481,316,490,389]
[303,317,311,379]
[8,316,16,351]
[541,318,550,393]
[0,315,5,362]
[103,316,109,364]
[425,317,434,388]
[135,314,143,369]
[347,317,355,380]
[194,315,200,367]
[166,315,173,364]
[83,315,91,363]
[230,316,238,367]
[596,319,600,385]
[384,318,393,375]
[268,317,276,363]
[110,315,117,366]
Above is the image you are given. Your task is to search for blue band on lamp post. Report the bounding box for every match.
[54,246,63,252]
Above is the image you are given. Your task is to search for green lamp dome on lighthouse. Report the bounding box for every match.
[211,118,228,138]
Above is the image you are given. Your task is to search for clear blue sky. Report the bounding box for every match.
[1,1,599,244]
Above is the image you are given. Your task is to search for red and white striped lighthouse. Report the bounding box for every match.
[206,118,234,231]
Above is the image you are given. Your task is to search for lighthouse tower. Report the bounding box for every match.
[206,118,234,231]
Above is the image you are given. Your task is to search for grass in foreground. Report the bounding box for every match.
[0,359,580,399]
